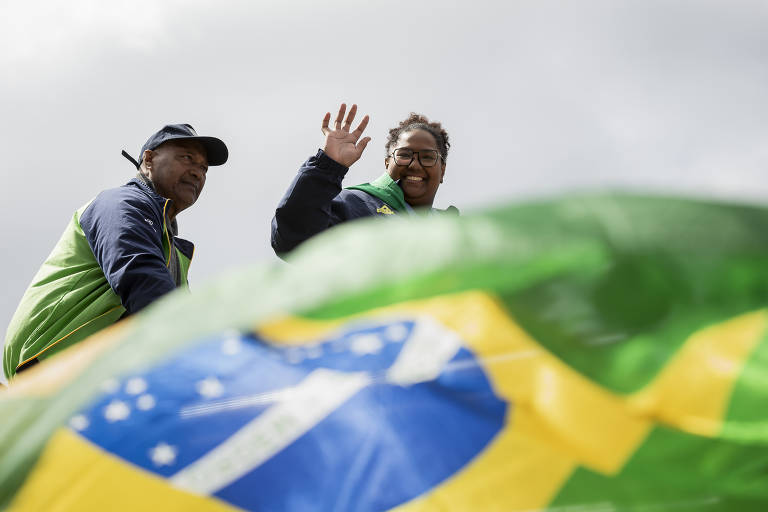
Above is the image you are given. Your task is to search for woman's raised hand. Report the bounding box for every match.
[321,103,371,167]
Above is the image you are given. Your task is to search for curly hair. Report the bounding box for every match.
[385,113,450,162]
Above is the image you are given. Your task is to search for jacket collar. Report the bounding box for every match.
[126,176,194,258]
[127,176,179,237]
[130,174,166,204]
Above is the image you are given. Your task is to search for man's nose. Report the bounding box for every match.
[188,164,205,180]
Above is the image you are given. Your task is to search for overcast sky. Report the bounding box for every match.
[2,0,768,380]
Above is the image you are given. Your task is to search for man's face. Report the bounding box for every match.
[143,140,208,218]
[385,129,446,208]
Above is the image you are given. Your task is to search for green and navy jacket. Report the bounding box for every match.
[271,149,457,255]
[3,177,194,378]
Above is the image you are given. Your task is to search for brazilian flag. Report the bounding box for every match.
[1,195,767,511]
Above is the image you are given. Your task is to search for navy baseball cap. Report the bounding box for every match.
[122,124,228,169]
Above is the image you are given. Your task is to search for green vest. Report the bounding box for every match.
[3,202,191,378]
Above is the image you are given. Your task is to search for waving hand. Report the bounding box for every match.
[321,103,371,167]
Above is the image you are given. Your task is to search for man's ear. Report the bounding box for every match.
[139,150,154,178]
[143,150,154,169]
[440,162,446,183]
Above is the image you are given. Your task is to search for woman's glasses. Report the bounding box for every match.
[390,148,441,167]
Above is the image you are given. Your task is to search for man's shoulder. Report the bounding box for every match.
[94,179,164,210]
[81,179,164,225]
[94,179,154,203]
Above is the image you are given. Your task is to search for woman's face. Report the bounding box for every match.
[385,129,446,208]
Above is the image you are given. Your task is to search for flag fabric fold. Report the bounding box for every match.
[1,194,768,511]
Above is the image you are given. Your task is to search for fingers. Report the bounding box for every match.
[321,112,331,135]
[343,104,357,131]
[334,103,346,131]
[351,114,370,140]
[356,136,372,154]
[325,103,367,141]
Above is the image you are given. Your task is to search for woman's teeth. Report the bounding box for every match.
[405,176,424,182]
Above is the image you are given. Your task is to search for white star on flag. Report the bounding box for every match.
[385,323,409,342]
[125,377,148,395]
[136,394,156,411]
[350,334,384,355]
[150,442,178,466]
[69,414,89,431]
[104,399,131,422]
[196,377,224,399]
[221,331,242,355]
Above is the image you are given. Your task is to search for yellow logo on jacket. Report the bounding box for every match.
[377,205,394,215]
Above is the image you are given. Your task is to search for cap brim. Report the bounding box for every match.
[175,135,229,166]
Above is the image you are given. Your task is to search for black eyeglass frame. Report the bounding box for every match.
[388,148,443,168]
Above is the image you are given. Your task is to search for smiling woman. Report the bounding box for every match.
[270,103,458,256]
[383,113,450,208]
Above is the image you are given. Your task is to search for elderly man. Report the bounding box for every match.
[3,124,227,379]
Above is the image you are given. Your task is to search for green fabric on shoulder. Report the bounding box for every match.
[346,173,409,213]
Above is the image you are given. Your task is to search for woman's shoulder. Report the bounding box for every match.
[339,188,389,208]
[338,189,401,217]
